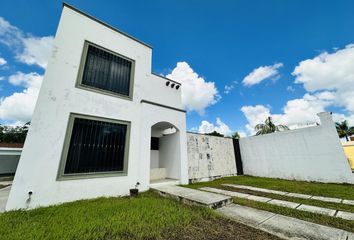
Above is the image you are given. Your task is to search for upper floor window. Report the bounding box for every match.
[78,42,134,98]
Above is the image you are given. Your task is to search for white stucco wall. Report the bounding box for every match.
[187,133,237,183]
[240,112,354,184]
[6,5,187,210]
[150,150,159,168]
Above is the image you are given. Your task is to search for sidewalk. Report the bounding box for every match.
[217,204,354,240]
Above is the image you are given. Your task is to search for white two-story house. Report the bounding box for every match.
[6,3,188,210]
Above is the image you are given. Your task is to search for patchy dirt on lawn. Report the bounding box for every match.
[163,216,281,240]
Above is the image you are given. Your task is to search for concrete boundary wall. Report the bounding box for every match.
[187,133,238,183]
[239,112,354,184]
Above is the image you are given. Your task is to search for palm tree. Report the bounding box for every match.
[335,120,354,141]
[231,132,240,139]
[255,117,289,135]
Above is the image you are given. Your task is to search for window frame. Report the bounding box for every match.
[57,113,131,181]
[76,41,135,100]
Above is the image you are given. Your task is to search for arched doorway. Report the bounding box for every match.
[150,122,181,183]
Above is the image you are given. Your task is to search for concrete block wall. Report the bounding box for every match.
[239,112,354,184]
[187,133,237,183]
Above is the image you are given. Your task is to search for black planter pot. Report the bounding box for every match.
[130,188,139,197]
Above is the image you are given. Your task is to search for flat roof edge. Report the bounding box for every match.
[62,2,153,49]
[151,72,181,86]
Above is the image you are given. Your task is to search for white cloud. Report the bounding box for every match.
[0,57,6,65]
[241,105,271,135]
[166,62,220,114]
[8,72,42,88]
[286,86,295,92]
[292,44,354,113]
[198,117,232,136]
[241,44,354,135]
[0,17,53,68]
[242,63,283,87]
[224,84,234,94]
[0,72,43,124]
[241,92,335,135]
[224,81,238,94]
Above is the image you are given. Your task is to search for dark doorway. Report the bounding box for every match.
[232,139,244,175]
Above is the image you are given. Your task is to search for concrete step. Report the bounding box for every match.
[150,185,232,209]
[217,204,354,240]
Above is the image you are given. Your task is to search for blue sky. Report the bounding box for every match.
[0,0,354,135]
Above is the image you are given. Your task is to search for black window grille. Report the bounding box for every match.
[81,44,132,96]
[64,117,128,174]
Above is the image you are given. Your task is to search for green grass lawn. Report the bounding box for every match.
[0,191,280,240]
[187,175,354,199]
[185,176,354,232]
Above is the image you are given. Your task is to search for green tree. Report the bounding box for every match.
[335,120,354,141]
[206,131,224,137]
[255,117,289,135]
[0,122,30,143]
[231,132,240,139]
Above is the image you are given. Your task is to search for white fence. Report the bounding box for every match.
[239,112,354,184]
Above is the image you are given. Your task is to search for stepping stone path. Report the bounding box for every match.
[203,185,354,221]
[223,184,353,205]
[218,204,354,240]
[151,184,354,240]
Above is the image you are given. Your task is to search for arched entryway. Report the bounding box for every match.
[150,122,181,183]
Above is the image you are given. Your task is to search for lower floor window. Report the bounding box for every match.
[62,114,129,176]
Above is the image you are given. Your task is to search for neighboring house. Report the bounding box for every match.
[0,143,23,175]
[342,141,354,170]
[6,3,188,210]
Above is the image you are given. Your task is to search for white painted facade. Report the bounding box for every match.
[187,133,237,183]
[240,112,354,184]
[6,5,188,210]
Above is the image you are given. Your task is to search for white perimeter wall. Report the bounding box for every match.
[187,133,237,182]
[240,112,354,184]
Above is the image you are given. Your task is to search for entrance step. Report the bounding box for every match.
[150,185,232,209]
[217,204,354,240]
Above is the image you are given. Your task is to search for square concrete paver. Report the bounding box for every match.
[336,211,354,221]
[199,187,251,199]
[258,213,349,240]
[267,199,301,209]
[216,204,276,227]
[246,195,272,203]
[297,204,336,216]
[286,192,312,199]
[310,196,342,203]
[342,199,354,206]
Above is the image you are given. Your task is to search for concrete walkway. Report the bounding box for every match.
[217,204,354,240]
[152,184,354,239]
[223,184,354,205]
[150,184,232,209]
[200,187,354,221]
[0,186,10,213]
